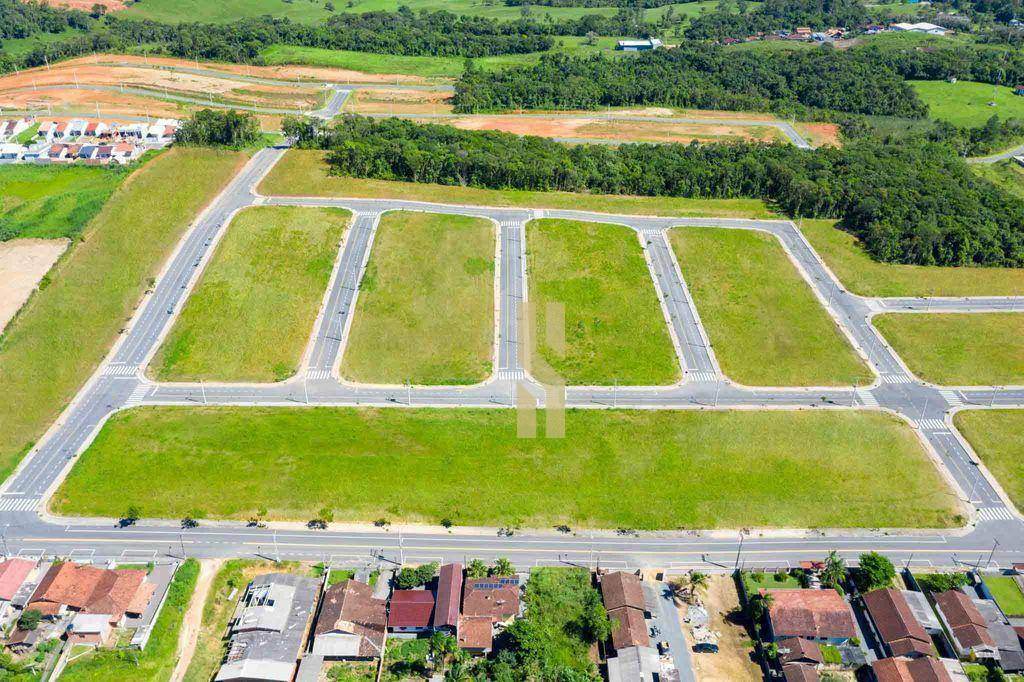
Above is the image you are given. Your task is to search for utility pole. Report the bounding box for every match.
[303,375,309,405]
[734,531,744,569]
[179,533,186,559]
[407,380,412,406]
[201,380,207,406]
[986,539,1000,569]
[714,379,722,408]
[273,529,280,563]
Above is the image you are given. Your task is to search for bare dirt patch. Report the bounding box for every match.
[0,88,189,119]
[796,122,842,147]
[347,88,453,114]
[37,0,127,10]
[679,575,761,682]
[0,238,69,334]
[171,559,222,682]
[448,115,779,144]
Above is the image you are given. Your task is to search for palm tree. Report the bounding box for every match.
[466,559,488,579]
[748,591,774,633]
[429,631,458,676]
[688,571,709,600]
[822,550,847,590]
[668,575,689,602]
[491,557,514,576]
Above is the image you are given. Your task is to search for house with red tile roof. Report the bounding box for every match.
[0,560,35,604]
[871,655,953,682]
[765,589,857,644]
[312,579,386,660]
[863,588,933,658]
[456,615,493,654]
[388,590,435,633]
[933,591,998,661]
[433,563,462,631]
[462,576,519,623]
[27,562,152,626]
[601,571,651,653]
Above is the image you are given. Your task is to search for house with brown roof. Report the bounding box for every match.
[871,655,953,682]
[863,588,933,658]
[766,589,857,645]
[778,637,823,667]
[462,576,519,624]
[600,571,651,653]
[783,663,821,682]
[433,563,462,631]
[933,591,998,661]
[388,590,435,633]
[27,562,152,627]
[312,579,386,660]
[457,615,493,655]
[609,604,650,652]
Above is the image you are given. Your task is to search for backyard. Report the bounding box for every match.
[54,406,959,529]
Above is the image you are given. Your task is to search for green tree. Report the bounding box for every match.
[466,559,488,579]
[688,571,709,600]
[17,609,41,631]
[429,631,458,675]
[490,557,514,576]
[822,550,847,590]
[856,552,896,592]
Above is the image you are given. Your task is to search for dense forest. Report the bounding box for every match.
[0,0,90,40]
[453,46,926,118]
[685,0,869,39]
[284,115,1024,268]
[176,109,262,148]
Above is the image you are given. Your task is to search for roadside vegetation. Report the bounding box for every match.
[800,219,1024,297]
[60,559,199,682]
[0,148,246,482]
[258,150,777,219]
[671,227,872,387]
[152,206,349,383]
[55,406,958,529]
[0,164,126,241]
[182,559,307,682]
[342,211,495,385]
[954,410,1024,513]
[873,313,1024,386]
[527,219,679,386]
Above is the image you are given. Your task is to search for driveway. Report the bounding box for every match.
[645,581,696,682]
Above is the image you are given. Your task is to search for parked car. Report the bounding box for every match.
[694,642,719,654]
[658,641,671,654]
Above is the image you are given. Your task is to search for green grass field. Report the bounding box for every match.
[527,219,679,385]
[0,148,245,483]
[800,219,1024,297]
[670,227,872,387]
[60,559,199,682]
[54,406,958,529]
[0,164,126,241]
[260,150,776,218]
[983,575,1024,617]
[911,80,1024,127]
[0,28,85,58]
[342,211,495,384]
[262,36,623,79]
[955,410,1024,513]
[120,0,702,23]
[874,313,1024,386]
[151,206,349,383]
[974,160,1024,201]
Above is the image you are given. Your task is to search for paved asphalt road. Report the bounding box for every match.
[1,146,1023,576]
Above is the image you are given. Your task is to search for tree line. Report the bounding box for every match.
[176,109,262,149]
[453,45,927,118]
[284,114,1024,268]
[684,0,869,40]
[0,0,91,40]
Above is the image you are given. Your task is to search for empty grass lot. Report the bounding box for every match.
[670,227,872,387]
[527,219,679,385]
[873,313,1024,386]
[60,559,199,682]
[983,575,1024,617]
[54,406,959,529]
[152,206,349,383]
[259,150,776,219]
[0,148,245,483]
[0,163,126,240]
[800,219,1024,297]
[911,80,1024,128]
[955,410,1024,513]
[342,211,494,385]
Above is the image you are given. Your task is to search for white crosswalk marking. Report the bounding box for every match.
[882,374,913,384]
[977,506,1015,522]
[0,497,38,512]
[103,363,139,377]
[306,369,332,381]
[939,389,963,406]
[124,384,150,407]
[857,389,879,407]
[497,370,525,381]
[686,371,718,383]
[917,419,948,431]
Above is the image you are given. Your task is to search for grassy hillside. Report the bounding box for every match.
[54,406,958,529]
[911,80,1024,127]
[0,148,246,483]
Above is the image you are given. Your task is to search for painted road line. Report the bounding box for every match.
[103,364,139,377]
[939,389,963,407]
[917,419,948,431]
[977,507,1016,522]
[0,498,39,512]
[124,383,151,407]
[307,369,332,381]
[857,389,879,408]
[882,374,913,384]
[686,371,718,383]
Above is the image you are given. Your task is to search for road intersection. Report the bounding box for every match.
[1,146,1023,573]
